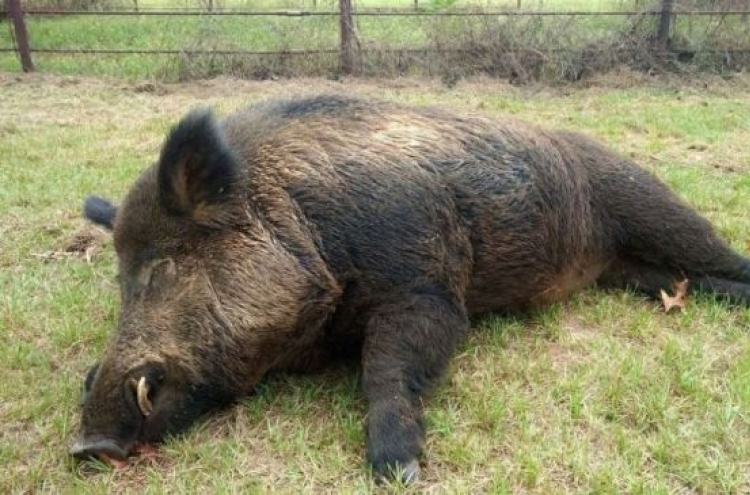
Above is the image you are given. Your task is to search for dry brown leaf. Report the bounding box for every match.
[660,278,689,313]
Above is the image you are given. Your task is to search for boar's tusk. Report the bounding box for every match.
[136,376,152,417]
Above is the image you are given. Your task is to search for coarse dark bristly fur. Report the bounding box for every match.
[71,94,750,483]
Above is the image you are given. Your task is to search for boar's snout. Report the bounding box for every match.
[69,435,131,461]
[73,361,168,465]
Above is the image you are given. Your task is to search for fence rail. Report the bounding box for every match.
[3,0,750,78]
[14,8,750,16]
[4,47,750,55]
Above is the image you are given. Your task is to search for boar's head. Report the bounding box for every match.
[71,108,336,463]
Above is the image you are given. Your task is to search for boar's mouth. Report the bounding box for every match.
[69,435,132,462]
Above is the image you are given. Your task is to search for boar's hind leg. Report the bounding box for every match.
[362,288,468,484]
[595,162,750,305]
[599,257,750,306]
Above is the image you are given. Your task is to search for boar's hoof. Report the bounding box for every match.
[400,459,421,484]
[374,458,421,485]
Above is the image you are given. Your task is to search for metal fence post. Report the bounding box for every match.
[7,0,34,72]
[339,0,354,74]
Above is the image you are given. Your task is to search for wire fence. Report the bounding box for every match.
[3,0,750,82]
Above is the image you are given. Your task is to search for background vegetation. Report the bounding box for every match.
[2,0,749,82]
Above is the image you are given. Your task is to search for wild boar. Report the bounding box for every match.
[71,94,750,483]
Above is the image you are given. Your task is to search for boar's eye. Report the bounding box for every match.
[137,258,176,288]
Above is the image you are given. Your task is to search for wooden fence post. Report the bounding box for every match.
[339,0,355,74]
[7,0,34,72]
[655,0,674,51]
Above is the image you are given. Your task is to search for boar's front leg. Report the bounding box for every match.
[362,287,468,484]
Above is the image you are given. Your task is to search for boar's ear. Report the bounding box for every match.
[157,108,239,225]
[83,195,117,231]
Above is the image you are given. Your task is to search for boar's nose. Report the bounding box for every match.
[69,436,129,461]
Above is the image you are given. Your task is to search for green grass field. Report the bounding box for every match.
[2,70,750,493]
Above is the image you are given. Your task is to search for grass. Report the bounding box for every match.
[2,70,750,493]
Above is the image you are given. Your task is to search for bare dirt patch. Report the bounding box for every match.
[31,224,109,263]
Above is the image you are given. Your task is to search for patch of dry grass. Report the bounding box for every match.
[2,71,750,494]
